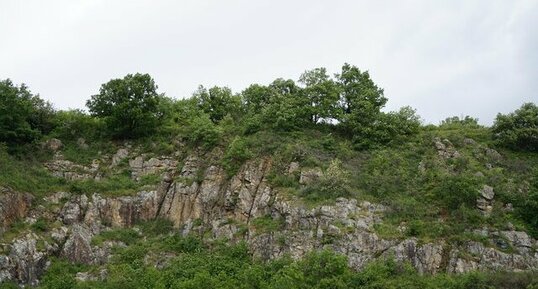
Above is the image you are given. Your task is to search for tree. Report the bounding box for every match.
[492,103,538,152]
[299,68,340,123]
[0,79,55,151]
[195,85,241,123]
[374,106,422,145]
[440,116,480,128]
[261,79,310,131]
[86,73,163,139]
[335,64,387,148]
[241,84,276,114]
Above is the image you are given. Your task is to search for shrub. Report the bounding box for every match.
[222,137,252,177]
[492,102,538,152]
[50,109,104,142]
[440,116,480,128]
[301,159,352,201]
[31,218,48,232]
[433,174,480,211]
[188,114,221,149]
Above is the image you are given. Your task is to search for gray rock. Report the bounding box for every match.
[299,168,323,185]
[288,162,300,174]
[111,148,129,167]
[61,225,94,264]
[8,233,47,286]
[44,138,63,151]
[480,185,495,200]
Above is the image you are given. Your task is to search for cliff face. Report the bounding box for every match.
[0,143,537,286]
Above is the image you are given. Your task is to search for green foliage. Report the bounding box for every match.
[50,109,104,142]
[336,63,387,149]
[433,174,481,211]
[260,83,310,131]
[31,218,49,232]
[440,116,480,128]
[186,113,221,149]
[35,241,538,289]
[299,67,340,123]
[138,218,174,236]
[301,159,352,202]
[195,85,242,123]
[241,84,275,114]
[92,228,140,246]
[251,215,284,233]
[376,106,422,144]
[222,136,252,177]
[517,186,538,238]
[38,258,87,289]
[492,102,538,152]
[86,73,164,139]
[0,79,55,152]
[0,144,66,196]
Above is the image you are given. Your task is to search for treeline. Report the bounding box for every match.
[1,64,537,154]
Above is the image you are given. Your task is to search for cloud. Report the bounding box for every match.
[0,0,536,125]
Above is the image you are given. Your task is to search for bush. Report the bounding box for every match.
[433,174,480,211]
[188,114,221,149]
[440,116,480,128]
[492,102,538,152]
[50,109,104,142]
[301,159,352,201]
[222,137,252,177]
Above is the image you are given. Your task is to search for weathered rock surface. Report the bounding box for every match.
[2,147,537,286]
[476,185,495,215]
[45,155,101,181]
[0,189,33,234]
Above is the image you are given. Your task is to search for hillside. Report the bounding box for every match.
[0,68,537,288]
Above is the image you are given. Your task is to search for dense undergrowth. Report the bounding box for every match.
[1,220,535,289]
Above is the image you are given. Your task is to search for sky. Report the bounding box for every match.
[1,0,537,125]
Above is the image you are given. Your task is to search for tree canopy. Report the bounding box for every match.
[492,103,538,152]
[0,79,54,151]
[86,73,163,139]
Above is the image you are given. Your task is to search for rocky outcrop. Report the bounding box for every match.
[476,185,495,215]
[129,155,178,180]
[434,137,461,159]
[45,156,101,181]
[2,147,538,285]
[0,233,48,286]
[0,189,32,234]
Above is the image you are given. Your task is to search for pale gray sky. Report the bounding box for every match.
[1,0,537,125]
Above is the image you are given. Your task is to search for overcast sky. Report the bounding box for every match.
[1,0,537,125]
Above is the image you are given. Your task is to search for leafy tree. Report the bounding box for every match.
[51,109,104,142]
[373,106,422,145]
[335,64,387,149]
[222,136,252,177]
[195,85,241,123]
[434,174,480,211]
[299,68,340,123]
[260,79,311,131]
[241,84,276,114]
[187,114,221,149]
[440,116,480,128]
[492,102,538,152]
[86,73,163,139]
[0,79,54,151]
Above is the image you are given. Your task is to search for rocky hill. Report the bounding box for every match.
[1,71,537,288]
[1,132,537,287]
